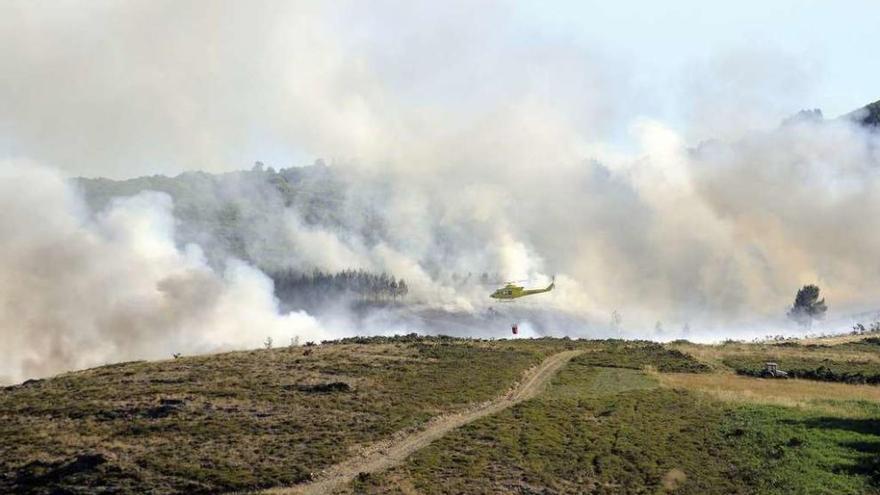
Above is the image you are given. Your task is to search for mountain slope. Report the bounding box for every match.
[845,98,880,127]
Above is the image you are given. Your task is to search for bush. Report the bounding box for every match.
[725,356,880,384]
[577,342,711,373]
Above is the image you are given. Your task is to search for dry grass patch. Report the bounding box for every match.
[796,332,880,346]
[669,341,880,367]
[656,372,880,413]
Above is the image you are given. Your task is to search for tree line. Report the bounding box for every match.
[270,268,408,310]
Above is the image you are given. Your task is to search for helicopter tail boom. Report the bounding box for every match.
[522,279,554,296]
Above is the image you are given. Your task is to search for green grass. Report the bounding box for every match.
[828,337,880,351]
[350,363,749,494]
[725,402,880,494]
[4,337,878,494]
[0,338,586,494]
[581,367,658,396]
[577,341,711,373]
[349,358,880,495]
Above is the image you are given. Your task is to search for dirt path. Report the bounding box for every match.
[262,349,582,495]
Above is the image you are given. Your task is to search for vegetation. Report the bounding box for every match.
[788,284,828,327]
[670,337,880,367]
[669,335,880,386]
[3,335,879,494]
[75,163,352,270]
[657,372,880,413]
[348,343,880,495]
[852,98,880,127]
[349,363,747,494]
[725,354,880,384]
[270,269,409,311]
[727,403,880,495]
[665,371,880,494]
[0,338,582,494]
[576,340,711,373]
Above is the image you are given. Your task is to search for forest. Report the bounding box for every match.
[269,269,409,311]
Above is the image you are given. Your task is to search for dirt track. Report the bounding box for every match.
[262,349,582,495]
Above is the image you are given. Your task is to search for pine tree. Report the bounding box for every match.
[788,284,828,327]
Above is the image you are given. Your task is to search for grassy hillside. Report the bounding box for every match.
[0,337,579,494]
[670,338,880,384]
[350,338,880,495]
[2,336,879,494]
[349,362,747,494]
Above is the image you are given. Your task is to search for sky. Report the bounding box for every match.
[513,1,877,118]
[1,1,879,178]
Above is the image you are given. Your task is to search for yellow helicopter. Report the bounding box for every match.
[490,277,555,300]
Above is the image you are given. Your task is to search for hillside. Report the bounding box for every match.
[3,336,879,494]
[74,162,349,272]
[67,96,880,333]
[846,99,880,127]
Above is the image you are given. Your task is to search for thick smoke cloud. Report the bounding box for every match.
[3,2,880,383]
[0,1,628,178]
[328,117,880,331]
[0,161,325,384]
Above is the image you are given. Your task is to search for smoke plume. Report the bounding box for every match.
[3,2,880,383]
[0,161,325,384]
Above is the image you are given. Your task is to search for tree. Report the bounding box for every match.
[788,284,827,327]
[610,310,622,332]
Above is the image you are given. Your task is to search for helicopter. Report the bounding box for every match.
[490,276,555,300]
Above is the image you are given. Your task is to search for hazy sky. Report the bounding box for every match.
[514,1,878,116]
[1,1,878,178]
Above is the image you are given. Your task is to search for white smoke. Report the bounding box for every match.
[0,160,325,384]
[3,2,880,382]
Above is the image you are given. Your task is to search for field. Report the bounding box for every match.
[2,336,879,494]
[657,372,880,412]
[348,362,747,494]
[0,337,580,494]
[349,338,880,494]
[670,338,880,384]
